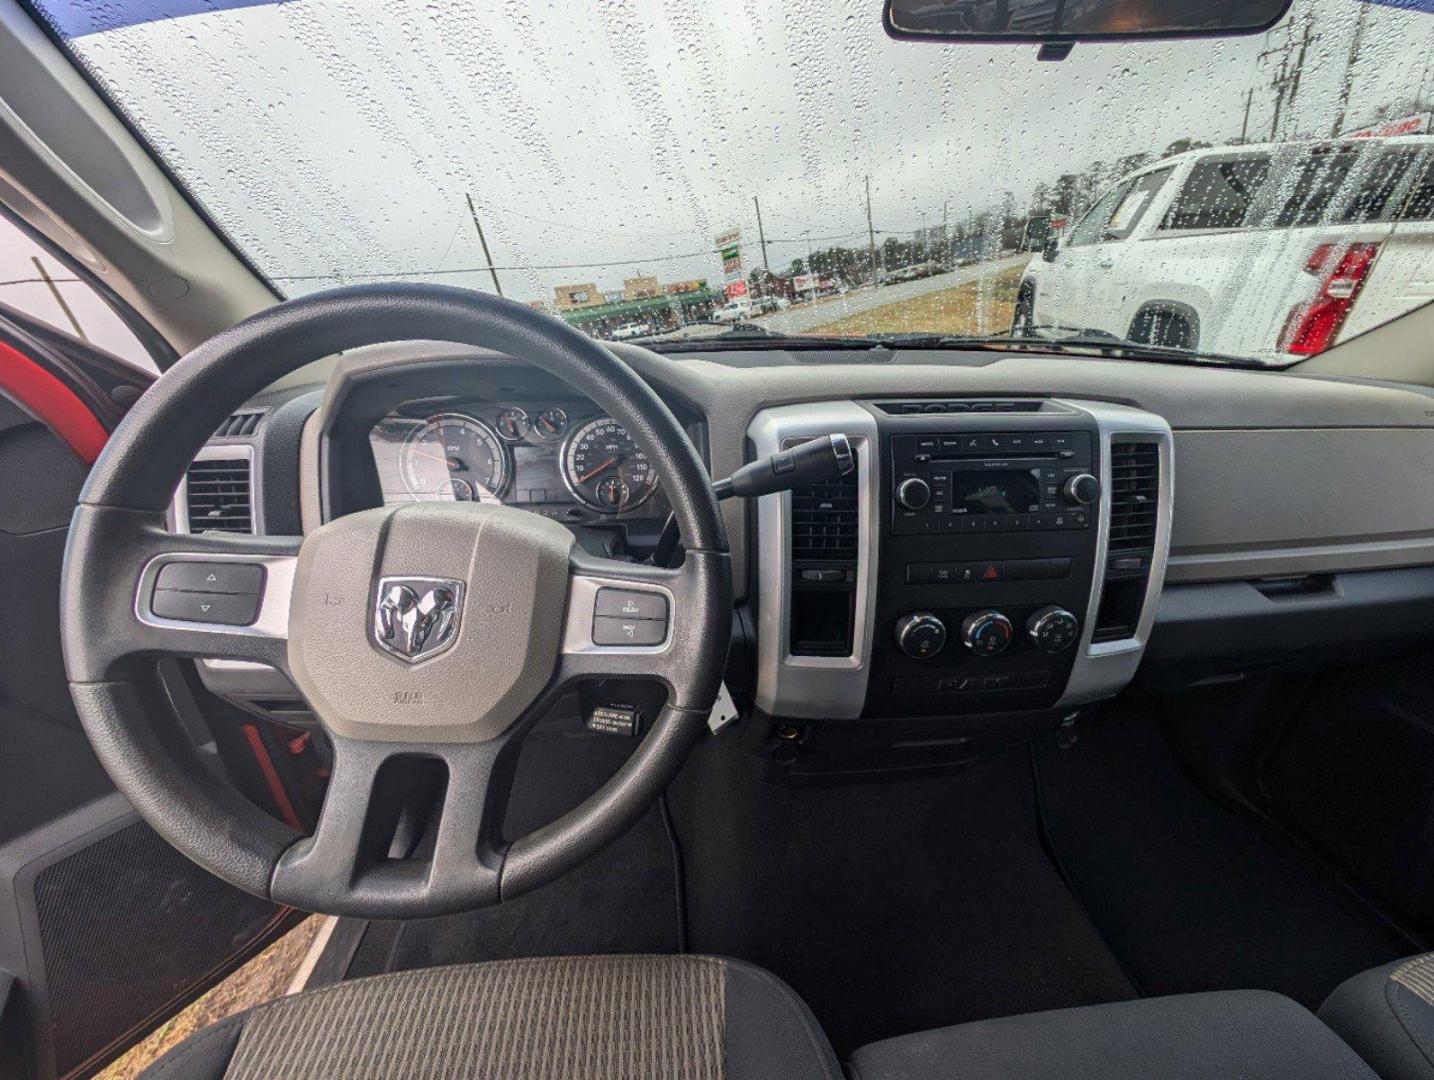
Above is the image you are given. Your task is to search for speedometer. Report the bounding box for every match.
[561,417,658,513]
[400,413,509,501]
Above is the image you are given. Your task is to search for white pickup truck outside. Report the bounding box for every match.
[1016,136,1434,365]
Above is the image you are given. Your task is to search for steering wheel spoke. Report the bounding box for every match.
[270,734,511,917]
[66,505,300,682]
[557,548,729,709]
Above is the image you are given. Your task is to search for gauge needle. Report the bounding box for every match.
[412,448,464,471]
[577,456,620,483]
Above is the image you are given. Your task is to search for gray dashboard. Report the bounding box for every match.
[600,345,1434,594]
[193,341,1434,724]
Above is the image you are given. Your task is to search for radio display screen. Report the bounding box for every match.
[951,469,1040,515]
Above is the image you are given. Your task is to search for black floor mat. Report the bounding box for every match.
[346,724,680,978]
[672,740,1137,1057]
[1034,707,1401,1009]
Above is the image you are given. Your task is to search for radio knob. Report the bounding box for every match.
[896,477,932,511]
[961,610,1014,657]
[1063,473,1100,505]
[1027,605,1080,653]
[896,612,947,659]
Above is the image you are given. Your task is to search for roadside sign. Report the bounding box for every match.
[1342,112,1431,138]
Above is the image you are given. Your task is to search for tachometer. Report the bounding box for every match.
[561,417,658,513]
[400,413,509,501]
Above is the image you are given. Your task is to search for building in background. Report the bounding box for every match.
[555,276,724,338]
[622,276,660,300]
[553,283,605,310]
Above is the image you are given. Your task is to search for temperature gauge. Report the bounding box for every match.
[534,406,569,440]
[495,407,530,441]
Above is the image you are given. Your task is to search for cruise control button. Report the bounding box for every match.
[151,590,260,625]
[594,588,668,621]
[155,561,264,595]
[592,616,667,646]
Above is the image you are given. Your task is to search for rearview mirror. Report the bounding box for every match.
[884,0,1292,43]
[1042,234,1061,263]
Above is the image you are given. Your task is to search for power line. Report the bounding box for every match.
[271,230,893,282]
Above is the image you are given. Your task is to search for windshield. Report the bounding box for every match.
[28,0,1434,367]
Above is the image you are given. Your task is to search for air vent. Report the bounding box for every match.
[214,410,265,438]
[1092,440,1160,643]
[790,472,859,562]
[185,458,253,534]
[1107,442,1159,553]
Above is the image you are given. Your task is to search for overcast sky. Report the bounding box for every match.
[31,0,1434,302]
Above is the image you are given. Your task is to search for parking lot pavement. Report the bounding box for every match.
[752,254,1032,335]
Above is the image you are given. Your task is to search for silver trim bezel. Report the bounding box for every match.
[135,551,296,639]
[750,401,880,719]
[561,575,675,655]
[1055,400,1174,709]
[173,442,257,535]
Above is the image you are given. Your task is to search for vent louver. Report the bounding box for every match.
[1108,442,1159,552]
[215,410,265,438]
[185,458,253,534]
[791,472,859,562]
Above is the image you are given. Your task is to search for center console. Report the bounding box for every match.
[752,398,1173,726]
[872,403,1099,715]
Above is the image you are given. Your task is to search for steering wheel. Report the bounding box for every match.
[60,285,732,918]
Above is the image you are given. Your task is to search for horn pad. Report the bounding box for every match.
[287,503,575,743]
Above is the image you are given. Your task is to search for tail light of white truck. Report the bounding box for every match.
[1278,241,1380,356]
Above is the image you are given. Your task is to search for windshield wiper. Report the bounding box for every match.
[1009,325,1272,369]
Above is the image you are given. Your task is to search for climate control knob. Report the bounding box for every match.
[961,610,1014,657]
[896,477,932,510]
[895,612,947,659]
[1027,606,1080,653]
[1063,473,1100,505]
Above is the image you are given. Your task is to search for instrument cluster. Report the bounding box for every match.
[368,399,665,525]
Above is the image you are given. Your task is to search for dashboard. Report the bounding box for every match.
[186,339,1434,780]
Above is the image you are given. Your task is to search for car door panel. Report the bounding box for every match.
[0,317,298,1080]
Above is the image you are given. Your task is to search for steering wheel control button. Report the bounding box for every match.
[154,561,264,595]
[594,587,668,622]
[592,615,667,646]
[1027,606,1080,653]
[151,588,260,626]
[895,612,947,659]
[961,610,1015,656]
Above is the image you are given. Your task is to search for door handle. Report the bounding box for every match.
[1096,257,1115,269]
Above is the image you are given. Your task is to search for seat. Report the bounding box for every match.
[1320,953,1434,1080]
[138,954,842,1079]
[848,990,1379,1080]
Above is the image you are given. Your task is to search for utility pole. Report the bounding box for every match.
[942,198,951,266]
[1259,14,1319,141]
[865,175,879,289]
[804,231,815,302]
[1330,1,1368,137]
[465,193,503,297]
[753,195,770,272]
[1239,87,1255,143]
